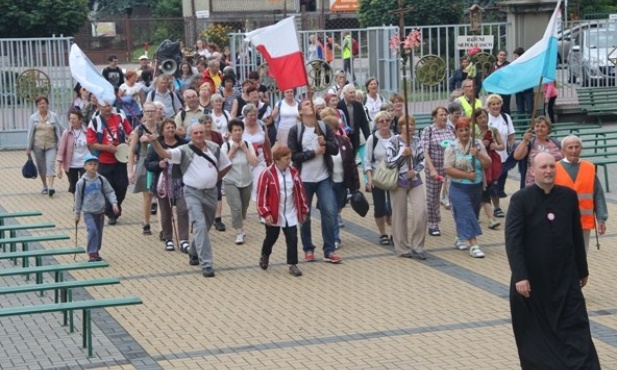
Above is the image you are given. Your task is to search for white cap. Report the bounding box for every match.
[138,55,148,60]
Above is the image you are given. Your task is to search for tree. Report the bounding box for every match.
[95,0,150,16]
[0,0,88,38]
[358,0,462,28]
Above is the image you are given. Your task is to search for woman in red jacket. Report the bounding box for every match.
[256,145,309,277]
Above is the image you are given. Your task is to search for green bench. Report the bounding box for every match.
[0,277,121,329]
[0,210,43,226]
[578,150,617,192]
[0,247,85,275]
[0,234,70,256]
[576,87,617,124]
[0,222,56,248]
[0,296,142,357]
[0,261,110,292]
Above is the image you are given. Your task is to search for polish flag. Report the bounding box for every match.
[245,16,308,91]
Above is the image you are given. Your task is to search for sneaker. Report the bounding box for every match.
[338,215,345,228]
[488,219,501,230]
[259,255,269,270]
[202,266,215,278]
[107,217,117,226]
[165,240,174,251]
[324,252,342,263]
[150,202,158,215]
[469,245,485,258]
[180,240,190,254]
[304,251,316,262]
[289,265,302,277]
[493,208,505,218]
[48,188,55,197]
[189,254,199,266]
[235,232,245,245]
[142,224,152,235]
[41,187,48,195]
[428,228,441,237]
[454,238,468,250]
[214,220,226,232]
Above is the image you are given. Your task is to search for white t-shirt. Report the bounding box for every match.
[275,166,298,227]
[488,112,515,163]
[331,151,344,183]
[221,140,255,187]
[275,99,299,145]
[300,126,329,182]
[364,94,383,122]
[212,110,230,133]
[70,129,89,168]
[170,145,231,189]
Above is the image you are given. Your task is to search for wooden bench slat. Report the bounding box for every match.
[0,223,56,232]
[0,278,121,295]
[0,234,70,245]
[0,261,109,277]
[0,248,85,260]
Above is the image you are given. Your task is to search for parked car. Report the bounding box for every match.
[567,27,617,87]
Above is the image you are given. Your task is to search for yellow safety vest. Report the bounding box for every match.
[457,96,482,117]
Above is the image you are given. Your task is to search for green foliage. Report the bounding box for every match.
[96,0,150,15]
[358,0,462,28]
[153,0,182,18]
[0,0,88,38]
[199,24,234,48]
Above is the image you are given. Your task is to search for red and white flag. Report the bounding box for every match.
[245,16,308,91]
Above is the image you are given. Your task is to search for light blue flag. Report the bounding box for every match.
[483,1,561,95]
[69,44,116,106]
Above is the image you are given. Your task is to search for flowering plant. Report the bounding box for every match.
[389,28,422,55]
[199,24,234,48]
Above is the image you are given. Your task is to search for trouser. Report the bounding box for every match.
[98,162,128,218]
[343,57,353,82]
[515,89,534,116]
[67,167,85,194]
[84,212,104,256]
[425,176,444,229]
[584,229,591,253]
[223,183,252,230]
[332,181,346,243]
[32,146,56,178]
[390,185,427,255]
[261,225,299,265]
[184,185,217,269]
[158,192,189,242]
[545,97,556,123]
[500,94,511,115]
[301,178,337,256]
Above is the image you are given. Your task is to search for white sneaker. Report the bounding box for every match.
[454,238,468,250]
[469,245,485,258]
[235,233,245,245]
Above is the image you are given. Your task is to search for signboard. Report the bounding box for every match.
[609,14,617,20]
[195,10,210,18]
[456,35,494,50]
[330,0,358,12]
[91,22,116,37]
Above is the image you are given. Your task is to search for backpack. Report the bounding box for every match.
[78,176,105,202]
[225,140,250,152]
[351,38,359,57]
[295,121,328,146]
[148,89,183,110]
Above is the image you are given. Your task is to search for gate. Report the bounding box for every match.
[0,36,74,149]
[228,22,509,113]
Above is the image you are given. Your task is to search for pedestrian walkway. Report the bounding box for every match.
[1,149,617,369]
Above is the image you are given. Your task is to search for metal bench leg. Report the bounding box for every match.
[36,257,45,296]
[68,289,74,333]
[54,272,64,303]
[604,165,609,192]
[84,309,93,357]
[82,309,88,348]
[62,288,68,327]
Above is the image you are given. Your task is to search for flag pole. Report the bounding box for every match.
[529,76,544,128]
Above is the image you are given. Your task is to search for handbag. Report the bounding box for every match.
[22,154,38,179]
[372,160,398,191]
[350,191,369,217]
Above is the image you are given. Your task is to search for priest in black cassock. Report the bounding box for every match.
[505,152,600,370]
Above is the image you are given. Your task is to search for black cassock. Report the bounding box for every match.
[505,185,601,370]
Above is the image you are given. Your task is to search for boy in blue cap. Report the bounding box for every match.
[74,154,119,261]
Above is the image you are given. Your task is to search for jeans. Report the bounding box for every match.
[184,185,217,269]
[301,177,337,256]
[84,212,104,256]
[515,89,534,116]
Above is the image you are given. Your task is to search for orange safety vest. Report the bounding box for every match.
[554,160,595,229]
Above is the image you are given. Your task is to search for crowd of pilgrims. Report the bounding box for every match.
[28,47,555,275]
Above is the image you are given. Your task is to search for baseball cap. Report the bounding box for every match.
[84,154,99,164]
[138,55,149,60]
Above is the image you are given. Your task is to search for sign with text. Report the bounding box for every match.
[456,35,494,50]
[330,0,358,12]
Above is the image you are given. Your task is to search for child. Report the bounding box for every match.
[74,154,119,262]
[256,146,309,277]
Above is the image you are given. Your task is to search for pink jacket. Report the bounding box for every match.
[256,165,309,225]
[56,126,86,172]
[543,82,558,99]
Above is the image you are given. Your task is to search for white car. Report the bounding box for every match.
[567,27,617,86]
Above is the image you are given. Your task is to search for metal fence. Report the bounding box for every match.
[0,36,73,141]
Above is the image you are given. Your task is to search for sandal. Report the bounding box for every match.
[180,240,190,254]
[165,240,174,251]
[379,235,390,245]
[469,245,485,258]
